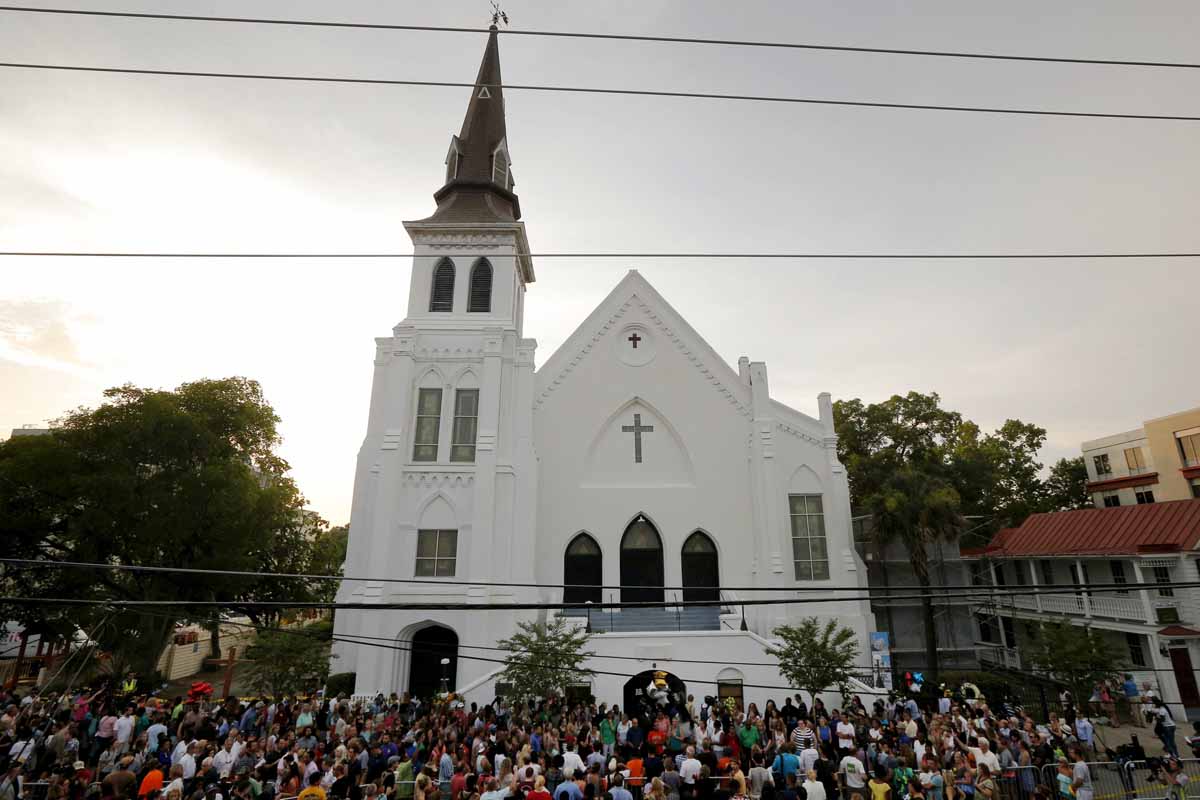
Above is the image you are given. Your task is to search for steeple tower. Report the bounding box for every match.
[420,25,521,223]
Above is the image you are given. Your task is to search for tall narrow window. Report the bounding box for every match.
[1110,561,1129,594]
[415,529,457,576]
[1178,433,1200,467]
[450,389,479,463]
[492,149,509,188]
[1039,560,1054,586]
[429,259,455,312]
[789,495,828,580]
[446,149,460,183]
[1125,447,1147,474]
[1126,632,1147,667]
[468,260,493,313]
[413,388,442,462]
[1153,565,1174,597]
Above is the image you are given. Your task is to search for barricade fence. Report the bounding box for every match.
[990,759,1200,800]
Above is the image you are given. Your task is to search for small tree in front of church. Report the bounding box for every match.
[766,616,860,708]
[496,616,595,703]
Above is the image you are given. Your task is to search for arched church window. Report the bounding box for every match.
[620,516,664,604]
[468,259,493,313]
[564,533,602,605]
[681,530,719,603]
[429,259,455,312]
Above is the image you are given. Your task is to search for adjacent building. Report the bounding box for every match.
[964,499,1200,721]
[1083,406,1200,508]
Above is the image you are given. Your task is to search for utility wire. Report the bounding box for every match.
[2,556,1191,598]
[2,252,1199,260]
[2,578,1197,611]
[2,63,1197,122]
[3,6,1198,71]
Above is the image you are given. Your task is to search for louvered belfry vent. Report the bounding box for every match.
[429,259,455,312]
[468,259,493,312]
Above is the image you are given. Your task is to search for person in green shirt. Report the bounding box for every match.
[739,719,760,750]
[599,713,617,758]
[395,753,415,800]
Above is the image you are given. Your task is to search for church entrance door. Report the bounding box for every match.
[681,531,719,602]
[408,625,457,699]
[620,516,664,604]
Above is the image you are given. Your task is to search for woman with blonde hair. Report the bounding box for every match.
[645,777,668,800]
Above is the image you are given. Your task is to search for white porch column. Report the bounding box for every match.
[1130,560,1156,624]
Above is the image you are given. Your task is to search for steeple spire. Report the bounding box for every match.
[419,25,521,223]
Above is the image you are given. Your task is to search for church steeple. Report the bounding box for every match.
[420,25,521,223]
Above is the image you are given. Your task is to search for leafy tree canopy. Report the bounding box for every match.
[496,616,594,703]
[766,616,860,708]
[1024,621,1122,704]
[244,619,334,698]
[0,378,338,676]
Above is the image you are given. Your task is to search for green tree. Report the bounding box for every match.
[496,616,594,702]
[244,619,334,698]
[766,617,860,708]
[1041,457,1091,512]
[309,524,349,604]
[865,467,965,680]
[1024,621,1122,706]
[0,378,326,677]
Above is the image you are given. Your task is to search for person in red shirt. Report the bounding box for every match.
[527,776,552,800]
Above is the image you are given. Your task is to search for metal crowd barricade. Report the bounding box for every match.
[1036,759,1200,800]
[998,765,1042,800]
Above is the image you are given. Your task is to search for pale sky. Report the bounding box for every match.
[2,0,1198,524]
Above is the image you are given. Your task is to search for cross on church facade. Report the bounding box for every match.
[628,332,642,349]
[621,413,654,463]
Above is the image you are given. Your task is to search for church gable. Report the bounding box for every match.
[581,396,695,488]
[534,270,751,417]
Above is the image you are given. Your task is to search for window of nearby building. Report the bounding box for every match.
[415,529,457,576]
[449,389,479,463]
[1102,492,1121,508]
[717,680,744,712]
[1179,432,1200,468]
[1068,563,1091,596]
[1093,453,1112,476]
[1039,560,1054,586]
[1135,489,1156,505]
[1014,561,1026,586]
[1126,632,1146,668]
[1192,479,1200,499]
[1001,617,1015,647]
[789,494,829,580]
[977,614,996,643]
[993,562,1007,586]
[969,562,988,586]
[1153,565,1174,597]
[1125,447,1148,474]
[1110,561,1129,594]
[413,388,443,462]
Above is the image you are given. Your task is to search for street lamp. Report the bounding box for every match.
[440,657,451,693]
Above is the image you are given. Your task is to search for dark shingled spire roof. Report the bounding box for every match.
[417,25,521,223]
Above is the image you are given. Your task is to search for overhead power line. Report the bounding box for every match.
[3,556,1192,598]
[4,577,1198,611]
[3,6,1198,71]
[3,63,1198,122]
[2,252,1199,260]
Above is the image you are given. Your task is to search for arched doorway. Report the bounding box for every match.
[623,669,688,724]
[564,533,603,604]
[409,625,457,699]
[621,515,664,603]
[681,530,719,602]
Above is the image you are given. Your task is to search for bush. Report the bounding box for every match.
[326,672,356,697]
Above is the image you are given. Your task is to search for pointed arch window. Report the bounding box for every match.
[429,259,455,312]
[468,259,493,313]
[681,531,719,602]
[564,533,602,605]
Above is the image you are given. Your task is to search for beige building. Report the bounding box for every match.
[1082,406,1200,508]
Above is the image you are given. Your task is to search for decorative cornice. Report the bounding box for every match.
[534,297,752,418]
[775,421,825,447]
[400,471,477,488]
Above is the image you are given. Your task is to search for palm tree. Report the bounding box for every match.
[866,466,966,680]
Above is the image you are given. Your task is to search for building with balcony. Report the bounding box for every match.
[1083,406,1200,508]
[964,499,1200,720]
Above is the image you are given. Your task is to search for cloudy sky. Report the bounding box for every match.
[2,0,1198,523]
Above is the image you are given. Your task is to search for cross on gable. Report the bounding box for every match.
[627,332,642,349]
[621,413,654,463]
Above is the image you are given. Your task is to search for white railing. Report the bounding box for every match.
[1039,593,1086,615]
[1089,593,1146,621]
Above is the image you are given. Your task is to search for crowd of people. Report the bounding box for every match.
[0,678,1190,800]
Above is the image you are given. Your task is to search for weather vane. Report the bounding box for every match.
[490,2,509,27]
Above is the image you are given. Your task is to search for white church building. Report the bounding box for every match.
[333,27,879,710]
